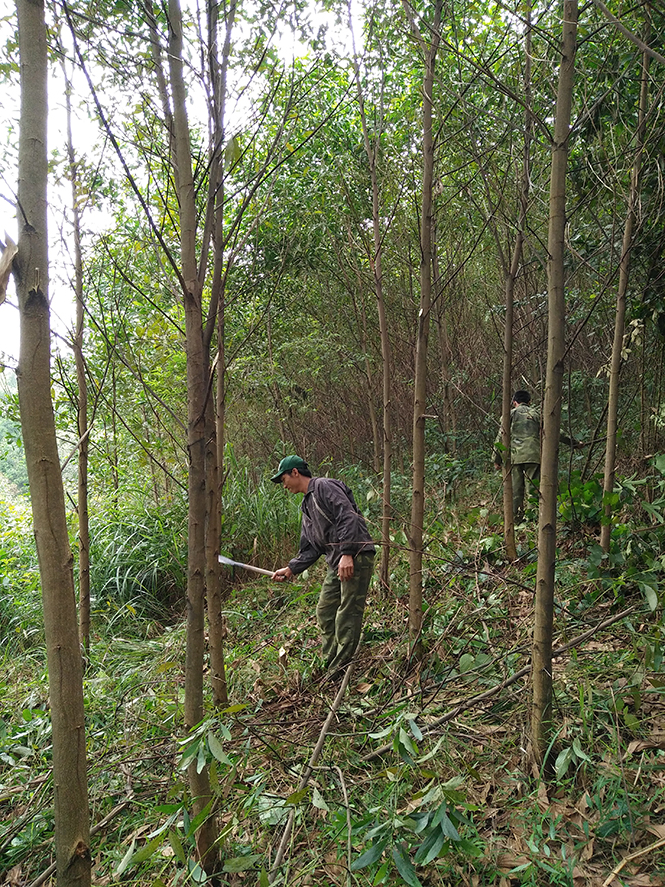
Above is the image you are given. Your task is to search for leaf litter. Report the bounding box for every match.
[2,549,665,885]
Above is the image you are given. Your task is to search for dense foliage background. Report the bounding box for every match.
[2,0,665,883]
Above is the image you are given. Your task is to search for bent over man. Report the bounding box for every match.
[271,455,375,674]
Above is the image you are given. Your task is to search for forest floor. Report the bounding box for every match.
[1,512,665,887]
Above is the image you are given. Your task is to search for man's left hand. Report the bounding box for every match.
[338,554,354,582]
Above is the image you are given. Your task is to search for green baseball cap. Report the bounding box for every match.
[271,455,308,483]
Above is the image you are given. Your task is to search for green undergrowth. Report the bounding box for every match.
[2,463,665,885]
[2,560,665,885]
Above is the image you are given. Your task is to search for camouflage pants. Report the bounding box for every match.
[316,552,374,672]
[512,462,540,519]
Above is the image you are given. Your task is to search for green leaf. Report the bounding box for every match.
[285,787,307,805]
[178,746,198,770]
[643,501,664,522]
[224,135,242,170]
[431,801,447,829]
[643,584,658,612]
[407,718,423,741]
[130,833,164,866]
[416,735,446,763]
[572,737,591,763]
[439,812,460,841]
[115,839,137,877]
[154,803,183,814]
[187,859,207,884]
[350,837,389,871]
[208,731,232,765]
[260,869,270,887]
[623,711,640,732]
[414,827,446,865]
[169,831,187,865]
[393,731,415,766]
[221,704,248,715]
[455,837,483,857]
[399,727,417,754]
[312,787,329,811]
[187,798,214,837]
[223,854,263,872]
[409,810,431,834]
[373,860,391,884]
[555,747,573,780]
[588,544,606,567]
[391,844,421,887]
[369,725,393,739]
[258,794,288,826]
[196,741,207,774]
[441,775,465,791]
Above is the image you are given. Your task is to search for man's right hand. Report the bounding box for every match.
[272,566,293,582]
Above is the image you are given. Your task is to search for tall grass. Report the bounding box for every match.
[89,497,188,626]
[221,446,302,569]
[0,483,42,651]
[87,451,302,627]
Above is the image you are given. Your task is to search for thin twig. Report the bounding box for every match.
[269,663,354,882]
[0,779,50,854]
[334,765,352,887]
[361,605,640,763]
[26,797,141,887]
[591,0,665,68]
[602,835,665,887]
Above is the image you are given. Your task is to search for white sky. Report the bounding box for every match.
[0,0,359,366]
[0,31,83,366]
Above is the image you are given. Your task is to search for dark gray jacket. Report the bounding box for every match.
[288,477,375,575]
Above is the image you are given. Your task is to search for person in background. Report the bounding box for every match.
[493,390,542,521]
[270,455,375,676]
[493,389,580,521]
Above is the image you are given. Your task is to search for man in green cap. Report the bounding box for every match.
[271,456,375,676]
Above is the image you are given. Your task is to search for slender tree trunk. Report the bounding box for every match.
[500,5,532,562]
[205,0,235,701]
[600,48,649,552]
[110,365,119,506]
[267,308,287,442]
[14,1,91,882]
[406,0,442,648]
[532,0,578,764]
[64,76,91,652]
[500,250,519,562]
[432,233,454,454]
[349,11,393,589]
[361,312,382,476]
[168,0,218,869]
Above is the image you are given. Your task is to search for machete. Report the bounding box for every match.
[218,554,274,576]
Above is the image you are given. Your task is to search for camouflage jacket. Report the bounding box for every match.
[493,403,541,466]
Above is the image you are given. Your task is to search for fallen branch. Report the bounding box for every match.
[26,795,147,887]
[361,604,640,763]
[334,765,352,887]
[602,834,665,887]
[269,664,354,883]
[0,778,50,854]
